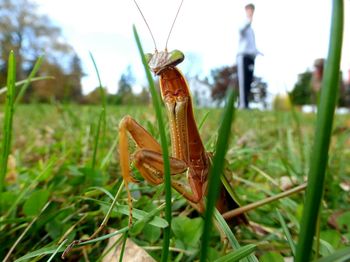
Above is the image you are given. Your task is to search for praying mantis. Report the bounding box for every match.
[62,2,246,258]
[61,2,310,258]
[118,0,247,226]
[118,49,246,222]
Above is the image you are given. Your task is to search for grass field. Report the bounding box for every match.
[1,104,349,261]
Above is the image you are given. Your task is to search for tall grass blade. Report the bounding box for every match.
[213,244,256,262]
[3,159,55,219]
[290,104,306,173]
[198,110,210,130]
[100,134,118,170]
[91,109,105,170]
[295,1,344,261]
[4,201,51,261]
[276,209,296,256]
[89,52,107,112]
[89,52,107,148]
[118,232,128,262]
[200,90,235,262]
[15,246,66,262]
[47,239,68,262]
[214,209,258,262]
[316,247,350,262]
[61,203,167,259]
[14,55,44,106]
[89,52,107,169]
[213,208,240,249]
[133,25,172,262]
[0,51,16,193]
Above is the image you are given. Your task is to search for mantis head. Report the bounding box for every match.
[146,50,185,75]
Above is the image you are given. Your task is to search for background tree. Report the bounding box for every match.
[211,65,238,105]
[115,66,135,105]
[135,87,150,105]
[82,87,107,104]
[290,59,348,107]
[0,0,83,102]
[289,71,312,105]
[66,55,84,102]
[339,77,350,107]
[201,65,238,106]
[201,65,267,107]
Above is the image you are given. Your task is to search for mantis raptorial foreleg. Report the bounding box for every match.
[118,115,206,225]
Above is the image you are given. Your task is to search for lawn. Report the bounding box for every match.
[1,104,349,261]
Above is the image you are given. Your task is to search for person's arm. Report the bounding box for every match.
[239,18,251,35]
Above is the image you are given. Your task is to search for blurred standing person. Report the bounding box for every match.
[237,3,259,109]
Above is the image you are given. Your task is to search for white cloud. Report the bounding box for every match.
[34,0,350,95]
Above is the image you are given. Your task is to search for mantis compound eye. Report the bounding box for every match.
[168,50,184,66]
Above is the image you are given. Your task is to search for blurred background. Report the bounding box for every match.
[1,0,350,108]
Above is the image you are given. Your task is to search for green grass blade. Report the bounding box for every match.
[198,110,210,130]
[81,198,169,228]
[133,25,172,262]
[47,239,68,262]
[4,201,51,261]
[14,245,66,262]
[89,52,107,170]
[74,203,166,246]
[88,186,115,200]
[60,205,163,259]
[74,227,129,246]
[0,51,16,193]
[60,203,167,260]
[14,55,44,106]
[118,232,128,262]
[89,52,107,111]
[100,134,118,170]
[213,209,259,262]
[276,209,296,256]
[316,247,350,262]
[290,103,306,172]
[213,244,256,262]
[3,160,55,220]
[89,52,107,148]
[200,90,235,262]
[91,109,105,170]
[295,1,344,261]
[213,208,240,249]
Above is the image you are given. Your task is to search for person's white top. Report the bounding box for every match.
[237,18,259,57]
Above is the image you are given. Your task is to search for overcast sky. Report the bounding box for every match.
[34,0,350,96]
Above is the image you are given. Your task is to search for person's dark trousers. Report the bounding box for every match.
[237,54,255,108]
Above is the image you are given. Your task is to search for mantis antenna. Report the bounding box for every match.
[133,0,184,51]
[165,0,184,50]
[133,0,158,51]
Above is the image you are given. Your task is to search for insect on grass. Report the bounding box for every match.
[62,2,310,260]
[120,0,247,228]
